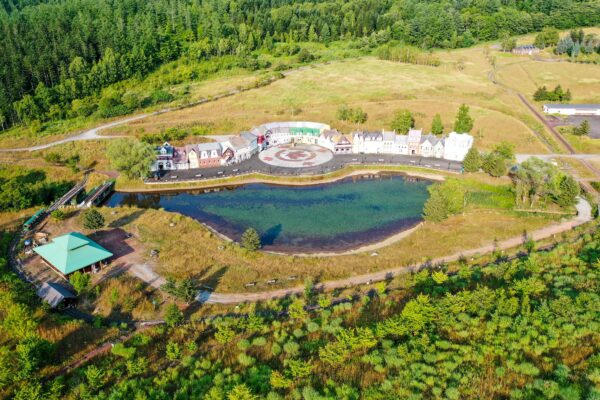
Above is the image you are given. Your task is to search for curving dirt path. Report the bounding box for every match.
[0,62,332,153]
[196,197,593,304]
[0,114,151,152]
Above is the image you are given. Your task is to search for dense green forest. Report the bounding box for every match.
[0,166,72,212]
[2,224,599,399]
[1,0,600,131]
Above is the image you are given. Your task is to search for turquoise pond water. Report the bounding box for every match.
[106,175,431,252]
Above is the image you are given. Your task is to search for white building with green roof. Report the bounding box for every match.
[34,232,113,278]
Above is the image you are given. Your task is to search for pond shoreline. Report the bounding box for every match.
[106,173,433,255]
[263,222,425,257]
[114,168,447,194]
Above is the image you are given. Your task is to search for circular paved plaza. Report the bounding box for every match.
[259,143,333,168]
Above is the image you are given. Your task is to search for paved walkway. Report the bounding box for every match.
[195,197,593,304]
[147,152,462,185]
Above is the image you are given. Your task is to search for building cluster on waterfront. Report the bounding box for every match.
[151,121,474,172]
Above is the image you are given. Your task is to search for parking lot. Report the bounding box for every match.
[150,152,463,184]
[547,115,600,139]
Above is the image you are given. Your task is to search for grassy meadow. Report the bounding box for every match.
[111,49,550,154]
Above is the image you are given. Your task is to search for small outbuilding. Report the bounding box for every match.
[33,232,113,278]
[543,104,600,116]
[37,282,77,308]
[512,45,540,55]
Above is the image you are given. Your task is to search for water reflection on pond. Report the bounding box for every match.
[106,174,431,252]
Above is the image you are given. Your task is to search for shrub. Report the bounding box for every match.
[252,337,267,347]
[82,208,105,230]
[150,90,174,104]
[237,339,251,351]
[164,303,183,327]
[69,271,91,294]
[126,357,148,376]
[337,105,368,124]
[297,48,315,63]
[215,325,235,344]
[166,341,181,360]
[482,153,507,177]
[423,180,466,222]
[271,342,282,356]
[237,353,255,367]
[111,343,136,360]
[283,341,300,356]
[573,120,590,136]
[50,209,66,221]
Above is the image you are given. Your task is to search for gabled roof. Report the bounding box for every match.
[514,45,538,50]
[420,134,441,146]
[240,132,257,143]
[227,136,249,150]
[395,135,408,145]
[544,104,600,110]
[408,129,422,143]
[320,129,340,140]
[196,142,222,153]
[37,282,76,308]
[34,232,113,275]
[382,131,396,142]
[363,131,383,141]
[336,135,352,146]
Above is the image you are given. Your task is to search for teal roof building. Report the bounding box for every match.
[34,232,113,277]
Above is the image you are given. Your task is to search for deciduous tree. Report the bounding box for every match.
[107,139,155,180]
[391,109,414,134]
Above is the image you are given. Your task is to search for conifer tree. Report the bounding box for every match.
[82,208,105,230]
[454,104,474,133]
[431,114,444,135]
[241,228,261,251]
[462,147,481,172]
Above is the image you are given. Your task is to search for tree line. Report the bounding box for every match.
[2,0,600,130]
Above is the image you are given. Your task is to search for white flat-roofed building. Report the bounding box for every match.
[543,104,600,116]
[444,132,473,161]
[252,121,331,147]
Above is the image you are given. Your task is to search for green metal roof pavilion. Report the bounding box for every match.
[34,232,113,276]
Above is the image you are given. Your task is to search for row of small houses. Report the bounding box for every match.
[152,122,474,172]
